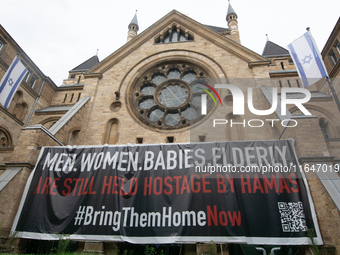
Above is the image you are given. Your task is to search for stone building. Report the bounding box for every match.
[0,4,340,254]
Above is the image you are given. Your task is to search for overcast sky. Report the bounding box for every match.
[1,0,339,86]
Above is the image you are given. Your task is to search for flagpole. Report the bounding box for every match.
[326,76,340,112]
[305,27,340,113]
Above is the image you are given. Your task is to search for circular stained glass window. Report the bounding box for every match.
[129,62,213,130]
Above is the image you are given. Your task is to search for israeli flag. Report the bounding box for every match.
[288,31,328,87]
[0,56,28,108]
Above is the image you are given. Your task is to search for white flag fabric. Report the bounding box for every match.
[0,56,28,108]
[287,31,328,87]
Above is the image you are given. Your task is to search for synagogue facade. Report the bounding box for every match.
[0,4,340,254]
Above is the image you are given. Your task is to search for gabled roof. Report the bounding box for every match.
[205,25,230,33]
[70,55,99,72]
[87,10,269,75]
[262,41,290,57]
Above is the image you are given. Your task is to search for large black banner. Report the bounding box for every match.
[12,139,322,245]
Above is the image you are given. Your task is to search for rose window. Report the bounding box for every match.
[129,62,214,130]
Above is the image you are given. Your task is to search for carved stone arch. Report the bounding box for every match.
[319,117,333,139]
[0,127,12,148]
[170,22,178,29]
[103,118,119,145]
[121,51,226,132]
[225,113,245,141]
[7,90,23,113]
[13,101,28,121]
[290,104,340,138]
[66,126,82,145]
[40,117,61,130]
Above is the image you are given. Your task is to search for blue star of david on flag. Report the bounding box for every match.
[0,56,28,108]
[288,31,328,87]
[301,54,313,64]
[8,78,14,86]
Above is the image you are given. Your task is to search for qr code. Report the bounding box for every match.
[278,202,307,232]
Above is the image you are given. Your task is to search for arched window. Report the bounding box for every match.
[8,91,23,113]
[128,61,213,130]
[12,102,28,121]
[319,118,332,139]
[40,117,60,129]
[0,127,12,148]
[68,130,81,145]
[7,91,28,121]
[155,26,194,44]
[103,119,119,144]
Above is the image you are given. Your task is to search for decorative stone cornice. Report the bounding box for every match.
[248,60,271,68]
[83,72,103,79]
[4,162,36,170]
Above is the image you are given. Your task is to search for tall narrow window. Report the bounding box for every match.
[63,94,68,103]
[0,40,3,50]
[104,119,119,144]
[280,62,285,70]
[77,93,81,102]
[24,71,30,82]
[70,93,74,103]
[296,80,301,88]
[331,52,337,64]
[29,77,36,87]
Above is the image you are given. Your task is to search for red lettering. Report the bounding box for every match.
[240,174,251,193]
[226,174,235,193]
[180,175,190,194]
[144,177,152,196]
[82,178,88,195]
[72,178,81,196]
[128,178,138,196]
[202,174,211,193]
[102,176,112,194]
[219,211,228,226]
[253,174,264,193]
[280,174,291,193]
[288,173,299,192]
[120,178,128,196]
[41,177,52,194]
[62,178,72,196]
[78,178,84,196]
[34,177,42,194]
[216,174,226,193]
[173,176,182,194]
[263,174,278,193]
[164,176,173,195]
[153,177,163,195]
[112,176,120,194]
[50,178,60,195]
[207,205,218,226]
[228,211,241,226]
[191,174,200,193]
[88,177,96,194]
